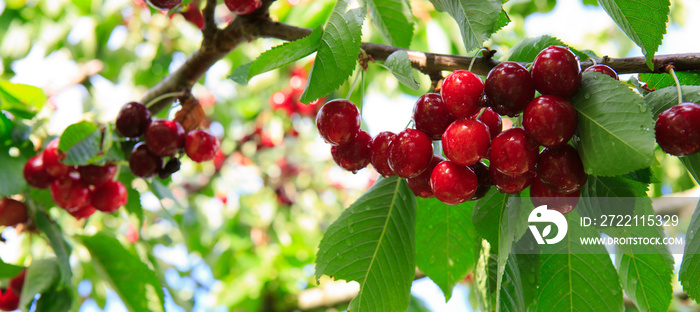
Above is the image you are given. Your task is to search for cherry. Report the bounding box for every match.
[536,145,587,194]
[441,70,484,118]
[469,161,492,200]
[43,138,70,178]
[531,46,581,98]
[489,127,539,176]
[530,178,580,215]
[159,158,182,179]
[78,163,117,186]
[655,102,700,156]
[442,118,490,166]
[270,90,296,116]
[490,166,535,194]
[485,62,535,114]
[224,0,262,15]
[67,204,97,220]
[477,107,502,139]
[0,288,19,312]
[388,129,434,178]
[116,101,152,138]
[583,64,618,80]
[9,270,26,295]
[186,129,220,162]
[331,130,372,173]
[129,142,163,178]
[51,174,90,209]
[523,95,578,147]
[369,131,396,177]
[181,1,204,29]
[407,155,445,198]
[315,99,361,146]
[147,0,182,10]
[23,154,55,189]
[429,160,478,205]
[145,119,186,156]
[90,180,127,213]
[413,93,456,140]
[0,198,28,226]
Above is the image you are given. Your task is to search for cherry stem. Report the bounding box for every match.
[475,107,486,119]
[468,48,489,72]
[145,91,186,108]
[668,68,683,105]
[346,65,363,100]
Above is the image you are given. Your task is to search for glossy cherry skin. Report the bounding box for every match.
[655,103,700,156]
[489,127,539,176]
[116,101,151,138]
[0,198,28,226]
[90,180,127,213]
[388,129,434,178]
[485,62,535,114]
[442,118,491,166]
[413,93,456,140]
[181,1,204,29]
[469,161,492,200]
[407,155,445,198]
[145,119,186,156]
[129,142,163,178]
[67,204,96,220]
[315,99,361,146]
[523,95,578,147]
[490,166,535,194]
[186,129,220,162]
[24,154,55,189]
[0,288,20,311]
[331,130,372,173]
[530,178,580,215]
[370,131,396,177]
[583,64,618,80]
[531,46,581,98]
[9,270,25,295]
[477,107,502,139]
[78,163,117,186]
[536,145,587,194]
[441,70,484,118]
[43,138,70,178]
[50,174,90,209]
[430,160,478,205]
[147,0,182,10]
[224,0,262,15]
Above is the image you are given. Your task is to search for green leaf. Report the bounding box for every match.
[680,201,700,302]
[598,0,670,69]
[474,241,496,311]
[571,72,655,176]
[639,71,700,90]
[505,35,589,62]
[299,0,365,104]
[19,259,59,311]
[363,0,413,48]
[535,211,624,312]
[315,177,416,312]
[0,260,24,279]
[680,154,700,184]
[0,147,28,196]
[429,0,503,52]
[415,197,476,300]
[33,209,72,286]
[383,50,420,90]
[34,288,73,312]
[499,252,526,312]
[79,232,166,312]
[247,27,323,80]
[644,85,700,118]
[229,63,252,85]
[0,113,12,141]
[58,121,101,166]
[0,80,46,119]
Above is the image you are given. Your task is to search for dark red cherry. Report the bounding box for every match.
[24,154,55,189]
[78,163,117,186]
[181,1,204,29]
[531,46,582,98]
[536,145,587,194]
[370,131,396,177]
[388,129,433,178]
[523,95,578,147]
[477,107,502,139]
[530,178,580,215]
[485,62,535,114]
[50,174,90,209]
[116,102,152,138]
[442,118,490,166]
[429,160,478,205]
[0,198,28,226]
[224,0,262,15]
[43,139,70,178]
[90,180,127,213]
[407,155,445,198]
[583,64,618,80]
[145,119,186,156]
[413,93,456,140]
[186,129,221,163]
[147,0,182,10]
[469,161,492,200]
[490,166,535,194]
[655,103,700,156]
[489,127,539,176]
[129,142,163,178]
[9,270,25,295]
[315,99,361,146]
[0,287,19,311]
[331,130,372,173]
[66,204,96,220]
[441,70,484,118]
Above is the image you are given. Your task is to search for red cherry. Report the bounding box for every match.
[388,129,434,178]
[67,204,97,220]
[442,118,491,166]
[583,64,618,80]
[429,160,478,205]
[531,46,581,98]
[331,130,372,173]
[485,62,535,114]
[441,70,484,118]
[523,95,578,147]
[185,129,221,162]
[50,174,90,209]
[0,288,20,312]
[23,154,55,189]
[369,131,396,177]
[489,166,535,194]
[489,127,539,176]
[477,107,502,139]
[407,155,445,198]
[315,99,361,146]
[469,161,492,200]
[536,145,587,194]
[413,93,456,140]
[224,0,262,15]
[530,178,580,215]
[270,90,296,116]
[116,102,152,138]
[129,142,163,178]
[0,198,28,226]
[147,0,181,10]
[145,119,186,156]
[9,270,26,295]
[90,180,127,213]
[181,1,204,29]
[78,163,117,186]
[655,103,700,156]
[43,138,70,178]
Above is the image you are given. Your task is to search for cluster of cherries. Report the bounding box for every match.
[269,68,323,118]
[148,0,262,15]
[0,269,25,311]
[316,46,618,213]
